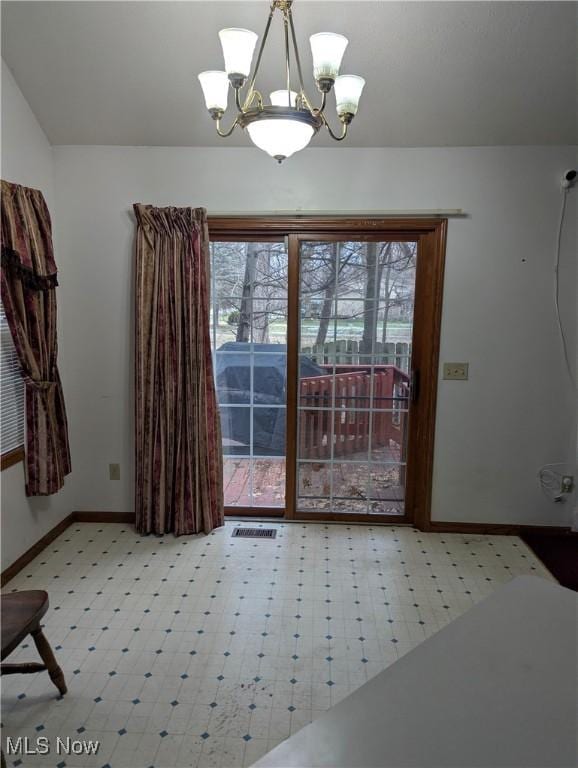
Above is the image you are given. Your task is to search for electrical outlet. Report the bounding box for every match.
[443,362,469,380]
[109,463,120,481]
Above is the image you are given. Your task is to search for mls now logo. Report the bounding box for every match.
[6,736,100,756]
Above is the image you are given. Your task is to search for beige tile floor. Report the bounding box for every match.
[1,521,552,768]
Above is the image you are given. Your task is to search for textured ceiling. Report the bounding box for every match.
[1,1,576,147]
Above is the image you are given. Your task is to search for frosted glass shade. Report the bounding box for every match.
[270,90,298,107]
[198,71,229,111]
[334,74,365,116]
[310,33,348,80]
[246,118,315,161]
[219,28,258,77]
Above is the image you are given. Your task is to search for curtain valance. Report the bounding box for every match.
[1,179,71,495]
[1,180,59,290]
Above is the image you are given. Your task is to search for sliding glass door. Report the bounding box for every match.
[296,239,416,517]
[209,219,447,527]
[210,239,288,512]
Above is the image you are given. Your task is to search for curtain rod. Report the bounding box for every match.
[207,209,465,217]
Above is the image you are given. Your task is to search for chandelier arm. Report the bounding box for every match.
[313,91,327,115]
[243,3,276,110]
[247,90,264,109]
[234,86,244,113]
[215,115,240,138]
[321,114,349,142]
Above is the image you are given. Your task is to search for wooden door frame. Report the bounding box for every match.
[209,217,447,531]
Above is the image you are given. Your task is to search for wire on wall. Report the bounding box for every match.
[554,187,576,390]
[538,463,572,503]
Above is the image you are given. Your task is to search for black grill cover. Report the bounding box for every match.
[215,342,325,456]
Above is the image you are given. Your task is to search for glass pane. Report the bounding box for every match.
[297,497,331,513]
[332,499,369,515]
[376,306,414,345]
[215,352,251,404]
[251,299,288,345]
[223,458,251,506]
[213,298,244,349]
[252,354,286,405]
[211,242,250,298]
[299,361,333,408]
[302,241,388,301]
[370,417,407,463]
[297,239,417,518]
[300,293,336,319]
[299,243,337,298]
[333,370,372,409]
[253,407,286,457]
[212,240,288,509]
[300,294,336,357]
[253,459,286,507]
[336,242,375,300]
[334,300,382,359]
[298,409,332,460]
[369,463,404,495]
[371,369,410,409]
[220,407,250,456]
[377,242,416,339]
[369,499,404,515]
[333,462,370,502]
[251,242,288,298]
[332,410,370,460]
[369,463,405,516]
[211,241,288,299]
[298,462,331,498]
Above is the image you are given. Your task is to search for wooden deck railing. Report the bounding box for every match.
[299,365,409,459]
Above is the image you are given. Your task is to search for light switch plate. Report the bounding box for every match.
[443,362,469,380]
[109,463,120,480]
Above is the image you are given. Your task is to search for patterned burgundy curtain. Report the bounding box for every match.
[1,180,71,495]
[133,204,224,535]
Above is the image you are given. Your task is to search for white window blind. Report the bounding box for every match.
[1,301,25,455]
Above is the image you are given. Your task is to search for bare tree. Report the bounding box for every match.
[380,242,416,342]
[360,241,378,355]
[233,242,287,343]
[211,238,416,352]
[315,242,338,345]
[236,243,255,342]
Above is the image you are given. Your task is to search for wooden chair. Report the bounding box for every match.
[1,590,67,696]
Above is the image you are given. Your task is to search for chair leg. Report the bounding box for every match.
[30,627,67,695]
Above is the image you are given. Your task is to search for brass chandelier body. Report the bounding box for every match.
[199,0,364,162]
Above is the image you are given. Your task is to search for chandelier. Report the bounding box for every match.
[198,0,365,163]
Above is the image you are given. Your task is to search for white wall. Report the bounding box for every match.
[2,58,576,542]
[1,61,74,568]
[52,144,577,527]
